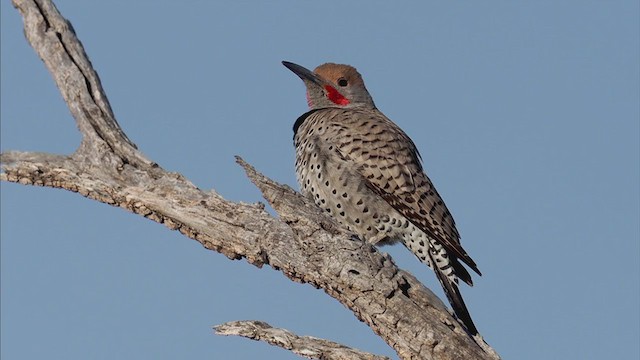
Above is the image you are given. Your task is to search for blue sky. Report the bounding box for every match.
[2,1,639,359]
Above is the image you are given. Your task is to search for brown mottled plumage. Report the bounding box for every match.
[283,61,481,335]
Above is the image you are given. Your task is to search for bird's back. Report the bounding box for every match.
[294,107,478,279]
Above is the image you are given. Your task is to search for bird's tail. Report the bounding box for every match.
[431,259,478,335]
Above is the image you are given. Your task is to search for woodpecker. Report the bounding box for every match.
[283,61,481,335]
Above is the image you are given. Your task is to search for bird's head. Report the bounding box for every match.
[283,61,375,110]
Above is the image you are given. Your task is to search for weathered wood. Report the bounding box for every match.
[215,321,390,360]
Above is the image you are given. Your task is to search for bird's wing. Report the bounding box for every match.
[325,108,480,276]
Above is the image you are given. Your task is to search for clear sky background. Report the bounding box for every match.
[2,1,639,359]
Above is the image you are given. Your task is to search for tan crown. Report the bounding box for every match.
[313,63,366,88]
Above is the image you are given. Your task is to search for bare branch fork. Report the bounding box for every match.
[2,1,499,359]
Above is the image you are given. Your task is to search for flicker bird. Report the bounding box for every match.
[283,61,482,335]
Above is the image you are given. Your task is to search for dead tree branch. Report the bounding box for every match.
[214,320,390,360]
[2,1,499,359]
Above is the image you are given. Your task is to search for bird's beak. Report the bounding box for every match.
[282,61,323,86]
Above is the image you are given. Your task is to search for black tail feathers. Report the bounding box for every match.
[433,265,478,335]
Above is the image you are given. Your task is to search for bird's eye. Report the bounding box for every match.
[337,78,348,87]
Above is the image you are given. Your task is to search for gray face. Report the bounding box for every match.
[282,61,375,110]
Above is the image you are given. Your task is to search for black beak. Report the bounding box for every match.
[282,61,322,86]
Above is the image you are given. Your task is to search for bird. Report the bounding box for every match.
[282,60,482,335]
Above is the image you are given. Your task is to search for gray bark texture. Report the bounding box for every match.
[1,1,500,359]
